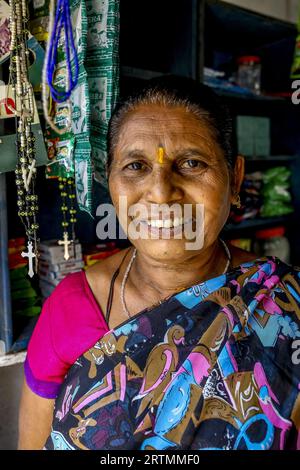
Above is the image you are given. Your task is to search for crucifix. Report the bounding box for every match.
[21,241,36,278]
[22,160,37,192]
[58,232,73,260]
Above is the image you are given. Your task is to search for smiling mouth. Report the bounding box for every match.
[130,217,194,229]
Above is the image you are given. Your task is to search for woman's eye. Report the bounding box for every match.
[125,161,145,171]
[180,159,207,169]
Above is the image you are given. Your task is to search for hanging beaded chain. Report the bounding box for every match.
[8,0,40,275]
[58,176,77,260]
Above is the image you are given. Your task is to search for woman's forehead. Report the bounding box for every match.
[117,104,216,145]
[123,102,206,124]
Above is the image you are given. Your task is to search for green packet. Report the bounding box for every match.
[262,185,292,203]
[74,137,94,216]
[51,66,91,138]
[30,0,50,19]
[261,202,294,218]
[291,34,300,78]
[291,6,300,78]
[90,133,109,190]
[45,134,76,179]
[262,166,291,184]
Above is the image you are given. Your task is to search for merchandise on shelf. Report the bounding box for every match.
[236,56,261,95]
[253,226,291,264]
[261,166,294,217]
[291,3,300,78]
[38,239,83,299]
[229,238,252,253]
[9,239,41,313]
[236,116,270,157]
[82,241,120,267]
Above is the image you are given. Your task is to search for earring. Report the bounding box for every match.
[233,195,241,209]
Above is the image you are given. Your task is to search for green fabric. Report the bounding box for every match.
[46,0,93,216]
[10,277,32,291]
[14,306,41,317]
[45,0,120,214]
[86,0,120,190]
[9,266,28,281]
[11,287,38,301]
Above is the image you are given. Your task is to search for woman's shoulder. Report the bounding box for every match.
[84,247,130,309]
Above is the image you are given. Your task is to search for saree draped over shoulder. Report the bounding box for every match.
[44,257,300,450]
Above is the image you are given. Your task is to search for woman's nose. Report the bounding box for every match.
[144,167,184,204]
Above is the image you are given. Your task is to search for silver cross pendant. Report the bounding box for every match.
[58,232,73,260]
[21,241,36,278]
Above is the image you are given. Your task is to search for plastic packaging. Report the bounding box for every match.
[254,226,290,263]
[237,56,261,94]
[261,167,293,217]
[291,5,300,78]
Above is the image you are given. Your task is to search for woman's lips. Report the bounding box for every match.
[131,218,195,238]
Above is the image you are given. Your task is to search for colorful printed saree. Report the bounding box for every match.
[44,257,300,450]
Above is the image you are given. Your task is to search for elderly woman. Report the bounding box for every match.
[19,76,300,450]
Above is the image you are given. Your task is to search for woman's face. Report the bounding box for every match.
[109,103,244,262]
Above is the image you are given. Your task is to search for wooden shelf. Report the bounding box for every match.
[214,88,289,103]
[244,155,299,163]
[224,215,293,233]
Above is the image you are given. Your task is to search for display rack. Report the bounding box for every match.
[119,0,300,264]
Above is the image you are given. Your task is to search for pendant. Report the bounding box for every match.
[58,232,73,260]
[21,160,36,192]
[21,241,36,278]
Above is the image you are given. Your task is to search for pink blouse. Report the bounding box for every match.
[24,271,109,399]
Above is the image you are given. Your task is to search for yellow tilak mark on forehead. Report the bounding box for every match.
[157,146,165,164]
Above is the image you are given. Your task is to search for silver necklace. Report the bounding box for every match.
[8,0,40,277]
[120,239,232,319]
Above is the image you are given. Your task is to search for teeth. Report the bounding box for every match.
[173,217,180,228]
[146,218,186,228]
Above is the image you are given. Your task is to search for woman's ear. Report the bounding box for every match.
[231,155,245,202]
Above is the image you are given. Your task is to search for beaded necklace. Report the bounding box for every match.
[47,0,79,103]
[8,0,39,278]
[58,175,77,260]
[42,0,79,259]
[42,0,78,135]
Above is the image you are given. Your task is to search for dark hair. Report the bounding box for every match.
[107,75,237,176]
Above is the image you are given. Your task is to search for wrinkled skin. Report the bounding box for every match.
[108,103,245,293]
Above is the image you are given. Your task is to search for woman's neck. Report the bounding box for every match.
[128,240,229,301]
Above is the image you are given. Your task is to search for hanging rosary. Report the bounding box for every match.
[58,176,77,260]
[43,0,79,261]
[8,0,39,278]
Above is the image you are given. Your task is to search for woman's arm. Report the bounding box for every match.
[18,378,55,450]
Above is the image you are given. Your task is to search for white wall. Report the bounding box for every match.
[222,0,299,23]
